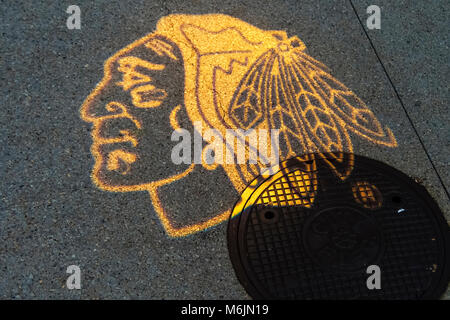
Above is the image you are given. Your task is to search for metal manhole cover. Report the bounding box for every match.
[227,153,450,299]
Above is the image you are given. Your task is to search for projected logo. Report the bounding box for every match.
[81,14,397,237]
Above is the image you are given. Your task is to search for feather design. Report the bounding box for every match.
[229,47,396,183]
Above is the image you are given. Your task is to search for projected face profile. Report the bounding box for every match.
[81,34,191,189]
[81,14,397,237]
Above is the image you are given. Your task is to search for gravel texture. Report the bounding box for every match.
[0,0,448,299]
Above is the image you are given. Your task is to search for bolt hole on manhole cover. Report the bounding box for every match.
[227,153,450,300]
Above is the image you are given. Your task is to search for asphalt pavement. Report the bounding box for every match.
[0,0,448,299]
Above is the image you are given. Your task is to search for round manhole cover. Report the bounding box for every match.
[227,153,450,299]
[303,206,383,272]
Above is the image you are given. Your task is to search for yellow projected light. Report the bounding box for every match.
[80,14,397,237]
[352,181,383,209]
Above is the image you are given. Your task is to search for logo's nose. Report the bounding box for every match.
[81,90,125,122]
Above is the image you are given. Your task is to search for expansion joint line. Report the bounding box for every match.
[348,0,450,200]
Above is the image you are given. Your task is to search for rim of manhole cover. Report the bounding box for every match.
[227,153,450,300]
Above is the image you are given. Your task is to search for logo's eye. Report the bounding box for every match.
[131,84,167,108]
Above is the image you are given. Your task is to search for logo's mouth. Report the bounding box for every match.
[93,139,139,176]
[106,149,137,175]
[91,108,142,176]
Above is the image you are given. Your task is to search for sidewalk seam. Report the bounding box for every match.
[348,0,450,200]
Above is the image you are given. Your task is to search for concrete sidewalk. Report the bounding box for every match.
[0,0,448,299]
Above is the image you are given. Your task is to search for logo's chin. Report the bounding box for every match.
[91,168,151,192]
[90,150,151,192]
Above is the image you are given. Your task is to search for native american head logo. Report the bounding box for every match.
[80,14,397,237]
